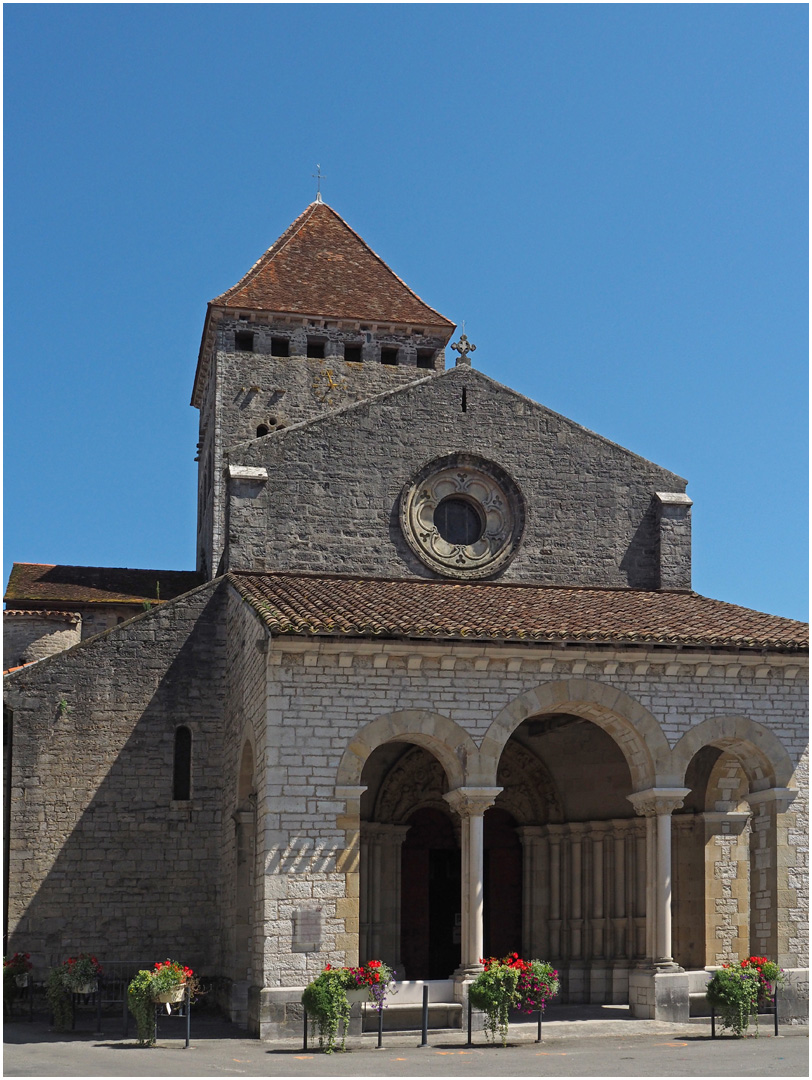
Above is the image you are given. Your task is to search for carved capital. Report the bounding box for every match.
[443,786,502,818]
[627,787,691,817]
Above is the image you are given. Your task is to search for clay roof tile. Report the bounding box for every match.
[229,572,808,652]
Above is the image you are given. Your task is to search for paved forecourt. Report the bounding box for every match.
[3,1013,808,1078]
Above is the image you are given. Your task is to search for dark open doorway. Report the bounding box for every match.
[400,808,461,979]
[484,807,522,959]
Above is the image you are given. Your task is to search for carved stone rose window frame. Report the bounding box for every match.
[399,454,525,579]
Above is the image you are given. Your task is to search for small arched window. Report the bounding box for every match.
[256,424,270,437]
[173,726,192,801]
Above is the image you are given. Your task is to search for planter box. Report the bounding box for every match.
[346,988,368,1004]
[154,984,186,1004]
[14,974,29,988]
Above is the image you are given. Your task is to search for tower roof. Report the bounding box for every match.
[211,200,454,328]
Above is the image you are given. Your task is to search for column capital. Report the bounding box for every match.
[443,786,502,818]
[627,787,690,817]
[745,787,797,813]
[516,825,545,842]
[702,811,751,836]
[335,785,368,801]
[362,822,411,842]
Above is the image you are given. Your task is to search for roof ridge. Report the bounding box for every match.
[209,200,454,326]
[210,201,320,305]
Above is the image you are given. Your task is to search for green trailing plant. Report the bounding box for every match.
[302,967,353,1053]
[127,960,198,1046]
[57,699,71,718]
[468,954,559,1046]
[4,952,32,1001]
[468,961,521,1046]
[706,966,759,1036]
[127,969,159,1045]
[706,955,784,1038]
[46,953,104,1029]
[46,968,73,1031]
[301,961,395,1053]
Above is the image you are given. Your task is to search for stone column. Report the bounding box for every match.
[547,824,564,959]
[611,821,627,958]
[591,823,608,959]
[444,787,502,974]
[627,788,690,969]
[518,826,546,958]
[745,788,798,967]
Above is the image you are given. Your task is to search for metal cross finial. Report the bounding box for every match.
[451,333,476,367]
[312,164,326,203]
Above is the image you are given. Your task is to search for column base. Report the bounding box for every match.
[628,969,689,1021]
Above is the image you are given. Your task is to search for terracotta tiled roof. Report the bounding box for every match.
[4,609,81,622]
[229,572,808,652]
[4,564,202,607]
[211,201,455,328]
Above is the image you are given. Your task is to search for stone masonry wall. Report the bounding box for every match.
[222,587,270,1028]
[3,582,228,976]
[3,613,81,668]
[255,634,807,1003]
[197,342,437,578]
[226,366,688,588]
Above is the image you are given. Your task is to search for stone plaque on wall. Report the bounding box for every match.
[293,906,323,952]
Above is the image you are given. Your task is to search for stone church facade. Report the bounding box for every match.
[4,200,808,1036]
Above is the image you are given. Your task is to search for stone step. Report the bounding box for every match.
[362,1002,463,1032]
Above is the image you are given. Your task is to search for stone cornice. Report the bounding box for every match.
[269,637,807,676]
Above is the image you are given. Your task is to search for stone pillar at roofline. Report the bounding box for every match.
[654,492,692,590]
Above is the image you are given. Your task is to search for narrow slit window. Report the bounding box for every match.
[173,726,192,801]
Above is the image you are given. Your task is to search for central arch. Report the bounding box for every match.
[479,679,669,791]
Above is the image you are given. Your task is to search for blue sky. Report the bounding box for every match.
[4,4,807,621]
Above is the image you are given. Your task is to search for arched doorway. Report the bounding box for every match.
[483,807,522,959]
[359,742,459,980]
[401,807,460,978]
[674,744,754,969]
[496,713,641,1003]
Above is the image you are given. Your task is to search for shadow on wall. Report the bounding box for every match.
[619,499,659,589]
[5,588,228,975]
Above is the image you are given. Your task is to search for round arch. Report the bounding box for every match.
[670,715,796,792]
[336,709,479,791]
[478,679,670,791]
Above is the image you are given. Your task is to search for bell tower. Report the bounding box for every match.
[191,200,455,579]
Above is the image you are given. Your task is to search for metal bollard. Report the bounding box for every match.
[537,1008,542,1042]
[303,1008,308,1050]
[419,984,429,1047]
[185,983,191,1049]
[774,987,779,1037]
[377,1005,383,1048]
[466,996,473,1047]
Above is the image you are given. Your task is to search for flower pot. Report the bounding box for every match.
[154,984,186,1004]
[346,988,368,1004]
[73,980,97,995]
[14,973,29,988]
